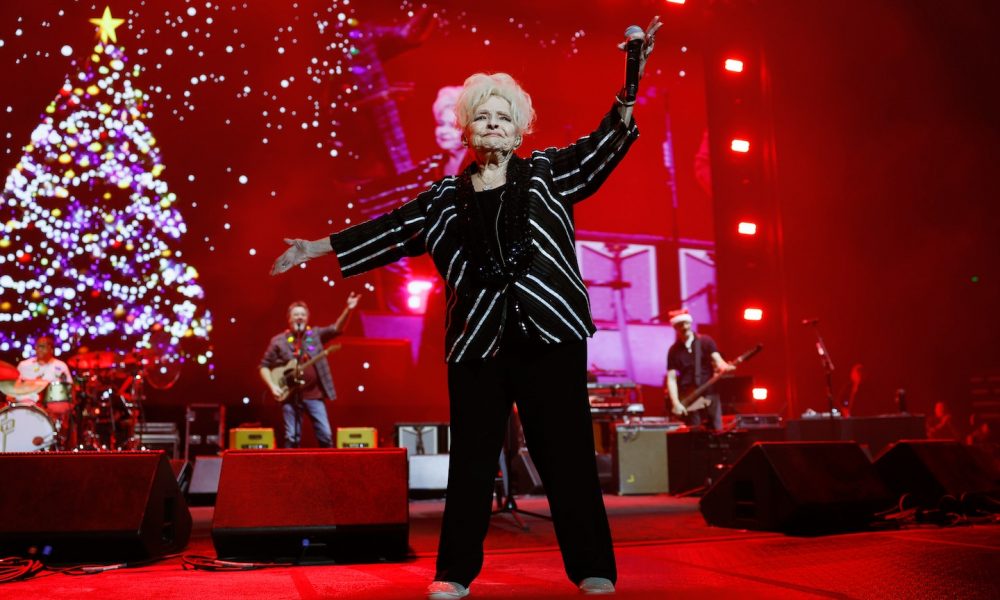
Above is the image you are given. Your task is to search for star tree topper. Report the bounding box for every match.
[89,6,125,44]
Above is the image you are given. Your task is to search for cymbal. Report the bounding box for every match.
[0,378,49,397]
[0,359,19,381]
[67,350,119,370]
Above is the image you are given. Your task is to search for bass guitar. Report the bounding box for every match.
[679,343,763,412]
[268,344,341,403]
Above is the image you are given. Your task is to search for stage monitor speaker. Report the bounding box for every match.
[0,451,192,562]
[187,455,223,506]
[873,440,1000,506]
[510,448,544,495]
[699,442,894,533]
[212,448,409,562]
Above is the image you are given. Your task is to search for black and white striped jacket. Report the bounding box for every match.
[329,105,639,362]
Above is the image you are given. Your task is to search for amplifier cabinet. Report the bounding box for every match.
[614,424,674,495]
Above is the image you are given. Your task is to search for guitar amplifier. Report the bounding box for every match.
[614,421,681,495]
[228,428,275,450]
[395,423,449,455]
[336,427,377,448]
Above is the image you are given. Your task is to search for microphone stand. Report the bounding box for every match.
[806,322,836,418]
[492,406,550,530]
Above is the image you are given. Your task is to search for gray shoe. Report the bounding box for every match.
[579,577,616,594]
[426,581,470,599]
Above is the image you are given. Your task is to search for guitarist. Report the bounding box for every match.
[258,293,360,447]
[665,309,734,431]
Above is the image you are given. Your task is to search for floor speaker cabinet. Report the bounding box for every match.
[212,448,409,562]
[614,424,672,495]
[873,440,1000,506]
[0,451,192,562]
[409,453,449,493]
[187,455,223,506]
[699,442,895,533]
[510,448,544,495]
[170,459,191,494]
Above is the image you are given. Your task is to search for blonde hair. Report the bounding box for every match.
[432,85,463,124]
[455,73,535,136]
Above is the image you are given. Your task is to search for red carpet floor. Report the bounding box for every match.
[4,495,998,599]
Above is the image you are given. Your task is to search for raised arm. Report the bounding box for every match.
[331,292,361,334]
[616,15,661,126]
[541,16,660,206]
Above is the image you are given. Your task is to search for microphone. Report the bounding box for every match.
[623,25,645,102]
[801,318,819,326]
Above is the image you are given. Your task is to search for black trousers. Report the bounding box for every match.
[435,339,616,587]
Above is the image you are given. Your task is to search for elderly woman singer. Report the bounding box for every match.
[272,16,661,599]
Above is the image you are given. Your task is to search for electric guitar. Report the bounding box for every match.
[268,344,342,403]
[679,344,763,412]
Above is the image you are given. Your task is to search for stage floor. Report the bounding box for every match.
[5,494,998,599]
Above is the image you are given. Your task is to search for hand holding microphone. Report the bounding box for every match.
[618,16,663,103]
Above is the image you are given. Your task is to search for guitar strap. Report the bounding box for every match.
[693,334,703,387]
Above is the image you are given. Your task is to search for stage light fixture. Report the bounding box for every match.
[666,0,687,5]
[731,139,750,153]
[405,279,433,314]
[406,280,433,295]
[725,59,744,73]
[743,307,763,321]
[752,387,768,400]
[738,221,757,235]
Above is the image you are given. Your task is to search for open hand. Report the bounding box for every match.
[271,238,329,276]
[346,292,361,310]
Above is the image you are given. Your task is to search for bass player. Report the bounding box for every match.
[258,293,360,447]
[664,308,734,431]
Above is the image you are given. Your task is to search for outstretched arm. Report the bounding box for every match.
[271,237,334,276]
[270,190,432,277]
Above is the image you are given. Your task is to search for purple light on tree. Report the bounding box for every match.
[0,7,212,365]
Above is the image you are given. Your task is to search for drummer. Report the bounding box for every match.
[14,336,73,404]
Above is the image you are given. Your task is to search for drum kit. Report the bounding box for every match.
[0,348,165,453]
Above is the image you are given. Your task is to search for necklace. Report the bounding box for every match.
[476,159,508,190]
[478,172,503,190]
[495,189,506,266]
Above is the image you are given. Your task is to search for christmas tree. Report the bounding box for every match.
[0,7,212,361]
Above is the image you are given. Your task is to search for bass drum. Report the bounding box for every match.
[0,403,57,452]
[43,381,75,416]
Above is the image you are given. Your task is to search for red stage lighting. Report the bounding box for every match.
[725,59,745,73]
[737,221,757,235]
[743,307,763,321]
[405,279,433,314]
[752,387,768,401]
[730,139,750,153]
